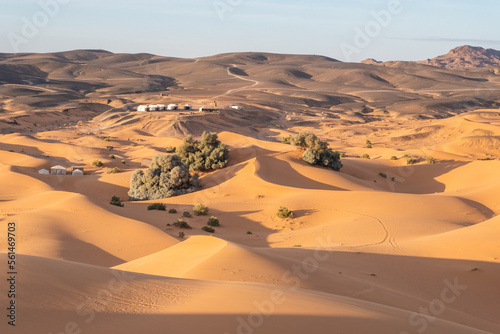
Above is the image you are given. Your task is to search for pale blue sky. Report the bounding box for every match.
[1,0,499,61]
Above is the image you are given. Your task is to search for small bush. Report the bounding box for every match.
[193,204,209,216]
[281,132,342,171]
[202,226,215,233]
[148,203,166,211]
[110,196,124,207]
[207,216,220,227]
[339,152,346,158]
[292,244,302,248]
[361,154,370,159]
[390,156,398,161]
[8,149,14,152]
[108,167,121,174]
[406,155,418,165]
[426,156,436,164]
[109,154,115,159]
[169,208,177,214]
[276,206,294,219]
[166,146,176,153]
[121,160,126,164]
[130,143,136,147]
[178,231,185,239]
[92,160,103,167]
[183,210,191,218]
[365,140,372,149]
[379,172,388,179]
[173,219,191,229]
[104,138,110,142]
[246,231,253,235]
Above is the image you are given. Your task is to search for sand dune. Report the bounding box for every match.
[0,51,499,333]
[0,254,492,334]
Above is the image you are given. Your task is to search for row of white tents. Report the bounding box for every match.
[137,104,192,112]
[39,166,84,175]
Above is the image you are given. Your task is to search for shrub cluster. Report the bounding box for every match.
[193,204,209,216]
[276,206,294,219]
[148,203,166,211]
[176,132,230,172]
[108,167,121,174]
[282,132,342,171]
[92,160,103,167]
[183,210,192,218]
[110,196,124,207]
[207,216,220,227]
[202,226,215,233]
[128,154,200,201]
[169,208,177,214]
[173,219,191,229]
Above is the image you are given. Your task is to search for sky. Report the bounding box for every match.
[1,0,499,62]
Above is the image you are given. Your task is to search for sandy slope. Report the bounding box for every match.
[0,254,492,334]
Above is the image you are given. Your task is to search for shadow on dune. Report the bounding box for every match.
[456,197,496,220]
[342,160,471,194]
[255,155,346,191]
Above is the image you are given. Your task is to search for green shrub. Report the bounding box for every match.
[379,172,388,178]
[365,140,372,149]
[130,143,136,147]
[292,244,302,248]
[169,208,177,214]
[284,132,342,171]
[92,160,103,167]
[148,203,166,211]
[128,154,200,201]
[247,231,253,235]
[109,154,115,159]
[390,156,398,160]
[110,196,124,207]
[202,226,215,233]
[207,216,220,227]
[104,138,110,142]
[8,149,14,152]
[276,206,294,219]
[121,160,126,164]
[166,146,176,153]
[178,231,185,239]
[361,154,370,159]
[406,155,418,165]
[108,167,121,174]
[173,219,191,229]
[176,132,230,172]
[183,210,192,218]
[426,156,436,164]
[193,204,209,216]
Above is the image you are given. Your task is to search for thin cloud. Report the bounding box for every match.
[388,36,500,45]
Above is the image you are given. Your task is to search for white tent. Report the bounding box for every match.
[137,105,148,112]
[72,169,84,176]
[184,104,192,110]
[167,104,178,110]
[51,166,67,175]
[38,169,49,175]
[148,105,159,111]
[156,104,166,111]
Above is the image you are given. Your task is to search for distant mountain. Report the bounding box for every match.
[361,58,382,65]
[418,45,500,69]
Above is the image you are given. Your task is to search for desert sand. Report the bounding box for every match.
[0,50,499,334]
